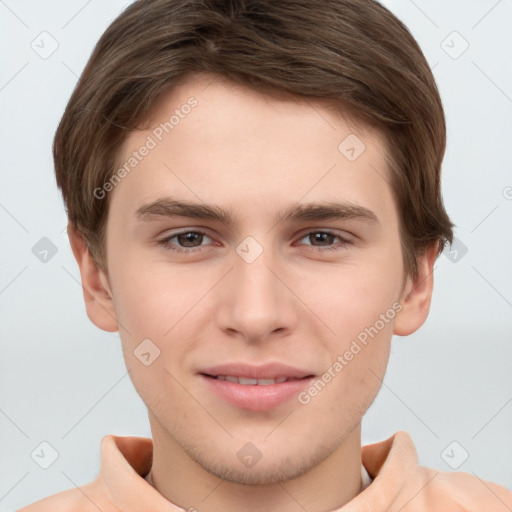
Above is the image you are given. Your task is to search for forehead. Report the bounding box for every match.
[111,74,396,225]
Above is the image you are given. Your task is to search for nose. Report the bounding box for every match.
[214,244,299,344]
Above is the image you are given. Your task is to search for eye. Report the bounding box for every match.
[157,229,351,255]
[296,231,351,252]
[158,230,213,253]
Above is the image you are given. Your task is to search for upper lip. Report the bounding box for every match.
[199,363,314,380]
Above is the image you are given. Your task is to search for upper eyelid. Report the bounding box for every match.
[160,228,349,238]
[160,228,213,241]
[160,228,351,247]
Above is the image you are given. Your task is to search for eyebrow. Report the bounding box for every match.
[135,197,378,225]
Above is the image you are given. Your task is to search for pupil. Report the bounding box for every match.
[312,233,332,246]
[179,232,201,247]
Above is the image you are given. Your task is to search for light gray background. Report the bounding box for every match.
[1,0,511,510]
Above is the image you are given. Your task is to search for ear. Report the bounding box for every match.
[68,225,119,332]
[393,243,438,336]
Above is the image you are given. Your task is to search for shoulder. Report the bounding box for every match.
[362,431,512,511]
[414,465,512,511]
[16,480,116,512]
[17,434,155,512]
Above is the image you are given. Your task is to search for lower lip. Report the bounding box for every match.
[200,375,314,411]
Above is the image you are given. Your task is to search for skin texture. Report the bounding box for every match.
[70,73,437,512]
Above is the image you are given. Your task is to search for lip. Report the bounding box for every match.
[199,363,315,411]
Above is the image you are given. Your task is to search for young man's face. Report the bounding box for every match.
[78,73,432,485]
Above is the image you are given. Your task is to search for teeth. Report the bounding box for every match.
[239,377,258,385]
[215,375,291,385]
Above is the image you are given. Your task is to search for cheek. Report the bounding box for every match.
[108,258,216,392]
[308,257,403,339]
[110,249,207,336]
[112,274,166,340]
[300,316,393,420]
[109,268,191,410]
[298,258,401,407]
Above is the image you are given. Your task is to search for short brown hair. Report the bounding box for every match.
[54,0,453,278]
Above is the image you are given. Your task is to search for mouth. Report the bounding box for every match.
[208,375,297,385]
[198,363,315,411]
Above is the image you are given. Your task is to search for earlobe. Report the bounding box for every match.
[67,224,119,333]
[393,244,438,336]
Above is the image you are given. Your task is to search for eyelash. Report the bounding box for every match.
[157,230,351,254]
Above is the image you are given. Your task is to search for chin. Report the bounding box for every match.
[200,458,313,486]
[184,441,332,486]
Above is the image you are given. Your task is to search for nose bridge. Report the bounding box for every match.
[215,239,297,341]
[235,248,278,305]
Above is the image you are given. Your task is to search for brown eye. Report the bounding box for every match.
[297,231,351,252]
[308,232,337,246]
[159,230,213,252]
[176,232,204,247]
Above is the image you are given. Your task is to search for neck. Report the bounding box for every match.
[148,415,363,512]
